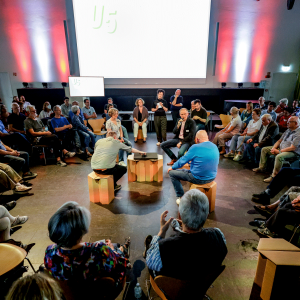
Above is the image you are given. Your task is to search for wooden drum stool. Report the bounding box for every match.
[127,154,163,182]
[88,172,114,204]
[137,128,143,140]
[190,181,217,213]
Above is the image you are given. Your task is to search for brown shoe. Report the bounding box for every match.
[167,159,177,166]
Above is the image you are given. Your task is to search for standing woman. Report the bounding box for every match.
[152,89,168,146]
[39,102,53,119]
[133,98,148,143]
[106,108,132,166]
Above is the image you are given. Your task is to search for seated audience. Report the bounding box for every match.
[252,167,300,205]
[51,105,79,155]
[0,204,28,242]
[6,273,62,300]
[145,189,227,280]
[39,102,53,119]
[161,108,196,166]
[92,131,145,191]
[275,98,288,121]
[25,105,74,167]
[213,106,242,155]
[277,107,293,132]
[61,96,72,118]
[13,96,27,115]
[261,101,277,121]
[169,89,183,127]
[103,104,129,140]
[106,108,132,166]
[0,104,10,127]
[0,119,32,154]
[69,101,85,120]
[242,114,279,166]
[133,98,148,143]
[255,96,267,110]
[8,103,26,134]
[71,105,95,157]
[0,140,37,180]
[190,99,207,131]
[82,98,97,120]
[168,131,219,205]
[257,197,300,238]
[292,99,300,116]
[240,102,253,127]
[104,97,117,114]
[253,116,300,182]
[224,108,261,161]
[19,95,31,111]
[190,100,196,112]
[44,201,128,294]
[0,163,32,194]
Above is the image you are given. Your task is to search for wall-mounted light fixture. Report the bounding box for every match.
[221,82,226,88]
[281,65,291,72]
[42,82,48,88]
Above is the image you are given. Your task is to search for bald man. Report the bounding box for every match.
[168,130,219,205]
[161,108,196,166]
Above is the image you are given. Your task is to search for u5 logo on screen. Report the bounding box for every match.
[73,78,81,86]
[93,5,118,34]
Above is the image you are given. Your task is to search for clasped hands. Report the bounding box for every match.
[270,147,280,155]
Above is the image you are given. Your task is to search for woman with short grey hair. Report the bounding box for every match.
[71,105,95,157]
[44,201,129,292]
[212,106,242,155]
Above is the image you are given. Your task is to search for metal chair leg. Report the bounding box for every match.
[25,257,37,273]
[289,225,300,243]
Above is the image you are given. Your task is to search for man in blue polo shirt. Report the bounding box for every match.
[51,105,81,155]
[170,89,183,127]
[168,130,219,205]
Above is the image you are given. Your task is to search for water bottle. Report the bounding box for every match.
[134,282,142,299]
[45,125,49,132]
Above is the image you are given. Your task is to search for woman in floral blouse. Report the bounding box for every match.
[44,202,129,290]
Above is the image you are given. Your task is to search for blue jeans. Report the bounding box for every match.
[195,123,205,132]
[243,142,262,164]
[229,135,251,152]
[161,139,191,160]
[78,130,96,149]
[169,169,214,197]
[171,110,180,127]
[118,138,132,162]
[0,151,29,174]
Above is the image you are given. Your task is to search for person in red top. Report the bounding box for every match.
[278,107,293,132]
[275,98,288,121]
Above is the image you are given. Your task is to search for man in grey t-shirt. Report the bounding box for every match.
[82,99,97,120]
[91,131,145,191]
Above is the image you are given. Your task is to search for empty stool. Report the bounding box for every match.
[88,172,114,204]
[137,128,143,140]
[190,181,217,213]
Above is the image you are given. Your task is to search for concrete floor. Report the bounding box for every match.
[0,132,288,300]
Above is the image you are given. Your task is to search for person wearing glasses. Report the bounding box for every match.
[253,116,300,183]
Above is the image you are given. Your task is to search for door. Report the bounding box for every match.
[0,72,13,107]
[269,72,298,104]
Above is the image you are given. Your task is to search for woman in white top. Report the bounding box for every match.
[213,107,242,155]
[39,102,53,119]
[224,108,262,161]
[106,108,132,165]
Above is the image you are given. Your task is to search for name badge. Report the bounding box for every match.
[186,130,189,132]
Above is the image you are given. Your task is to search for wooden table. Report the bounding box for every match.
[0,243,27,276]
[127,154,163,182]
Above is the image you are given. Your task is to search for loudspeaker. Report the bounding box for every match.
[287,0,295,10]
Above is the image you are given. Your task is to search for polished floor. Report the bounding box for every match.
[0,132,288,300]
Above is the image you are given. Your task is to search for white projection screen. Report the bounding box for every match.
[72,0,211,80]
[69,76,105,97]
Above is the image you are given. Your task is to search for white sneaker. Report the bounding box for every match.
[156,142,161,146]
[176,198,181,206]
[119,161,127,167]
[224,152,235,158]
[233,154,243,161]
[76,149,84,155]
[65,151,75,158]
[14,185,32,194]
[57,160,67,167]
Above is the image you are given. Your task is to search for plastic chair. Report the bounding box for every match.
[214,114,232,130]
[147,265,226,300]
[240,108,246,113]
[87,119,106,136]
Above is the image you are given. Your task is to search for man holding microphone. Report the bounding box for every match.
[161,108,196,166]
